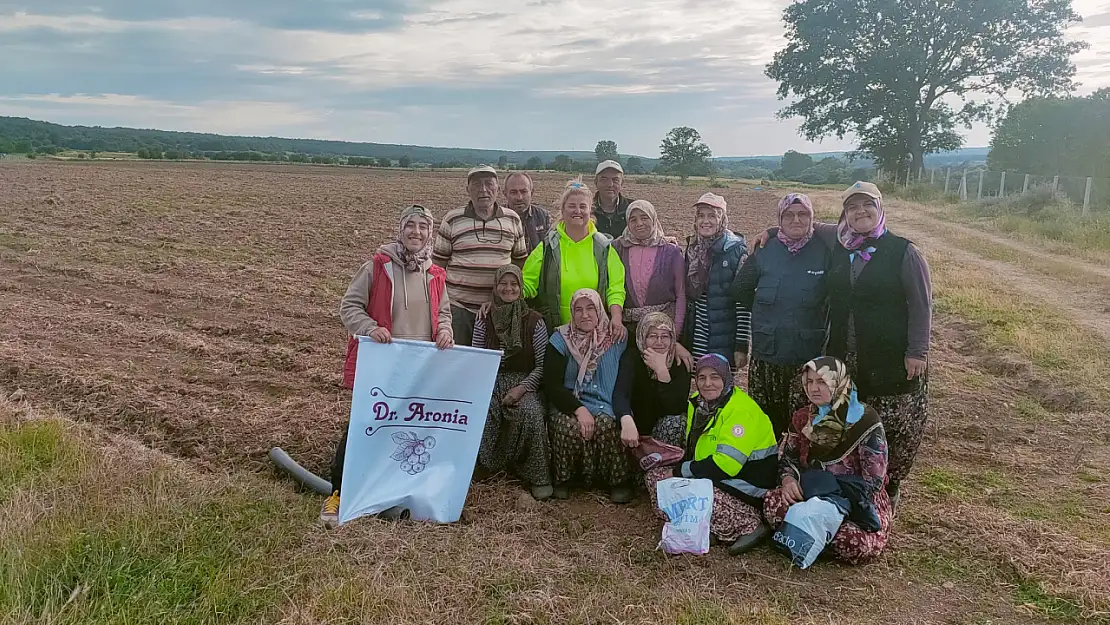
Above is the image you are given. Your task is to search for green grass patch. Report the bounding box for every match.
[1015,396,1049,421]
[919,467,972,497]
[930,257,1110,401]
[0,419,314,625]
[0,420,82,501]
[1014,580,1084,621]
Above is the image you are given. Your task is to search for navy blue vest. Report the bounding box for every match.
[749,238,831,366]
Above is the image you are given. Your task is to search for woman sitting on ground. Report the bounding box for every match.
[544,288,635,503]
[522,178,627,341]
[763,356,892,564]
[612,200,686,335]
[613,312,691,449]
[473,264,552,500]
[644,354,779,555]
[322,204,454,529]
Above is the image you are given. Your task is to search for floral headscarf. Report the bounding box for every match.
[558,289,615,396]
[489,264,528,358]
[686,196,729,299]
[379,204,435,271]
[635,311,676,372]
[617,200,674,248]
[775,193,814,255]
[801,356,866,452]
[837,187,887,261]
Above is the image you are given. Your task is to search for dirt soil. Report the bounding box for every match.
[3,161,1106,624]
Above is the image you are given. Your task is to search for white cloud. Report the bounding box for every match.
[2,0,1109,155]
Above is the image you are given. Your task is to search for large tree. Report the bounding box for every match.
[595,140,619,164]
[989,89,1110,178]
[765,0,1086,179]
[659,127,712,184]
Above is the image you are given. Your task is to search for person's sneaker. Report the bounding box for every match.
[728,523,770,556]
[552,484,570,500]
[531,484,554,501]
[609,486,634,504]
[320,491,341,529]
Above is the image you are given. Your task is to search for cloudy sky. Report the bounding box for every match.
[3,0,1110,157]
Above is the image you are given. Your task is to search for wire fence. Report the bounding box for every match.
[880,167,1105,214]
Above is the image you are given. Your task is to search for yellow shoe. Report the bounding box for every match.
[320,491,340,529]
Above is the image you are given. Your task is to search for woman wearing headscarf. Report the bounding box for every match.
[752,182,931,508]
[644,354,779,555]
[473,264,552,500]
[612,200,686,335]
[763,356,891,564]
[684,193,750,372]
[322,204,455,528]
[613,312,692,449]
[522,179,627,341]
[544,288,635,503]
[733,193,832,436]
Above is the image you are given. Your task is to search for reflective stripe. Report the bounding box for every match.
[715,444,749,465]
[679,461,694,478]
[748,445,778,462]
[721,478,768,498]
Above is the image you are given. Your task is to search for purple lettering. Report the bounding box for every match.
[372,401,391,421]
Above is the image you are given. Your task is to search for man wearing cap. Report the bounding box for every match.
[433,165,529,346]
[503,171,552,254]
[593,160,633,238]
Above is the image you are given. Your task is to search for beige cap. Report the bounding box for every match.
[595,160,624,175]
[693,192,727,211]
[841,181,882,202]
[467,164,498,180]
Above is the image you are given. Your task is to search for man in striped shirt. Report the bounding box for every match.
[433,165,529,346]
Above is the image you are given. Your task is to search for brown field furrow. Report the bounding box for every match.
[5,161,1108,623]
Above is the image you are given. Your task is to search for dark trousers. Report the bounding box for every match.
[451,304,476,347]
[330,426,349,494]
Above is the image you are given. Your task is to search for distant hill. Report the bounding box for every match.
[0,116,615,166]
[0,115,988,170]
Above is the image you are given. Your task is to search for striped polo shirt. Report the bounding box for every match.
[432,202,528,311]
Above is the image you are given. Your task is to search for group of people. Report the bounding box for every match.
[321,160,932,564]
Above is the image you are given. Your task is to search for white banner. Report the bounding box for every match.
[338,337,500,525]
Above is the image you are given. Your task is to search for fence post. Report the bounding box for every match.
[1052,175,1059,191]
[959,170,968,201]
[999,172,1007,198]
[977,170,984,199]
[905,163,911,187]
[1022,174,1030,194]
[930,168,935,184]
[944,167,951,193]
[1083,177,1092,216]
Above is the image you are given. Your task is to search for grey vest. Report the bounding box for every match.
[538,229,611,331]
[749,238,831,366]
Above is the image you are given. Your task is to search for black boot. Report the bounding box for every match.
[728,523,770,556]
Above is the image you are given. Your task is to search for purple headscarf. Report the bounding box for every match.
[837,194,886,261]
[775,193,814,255]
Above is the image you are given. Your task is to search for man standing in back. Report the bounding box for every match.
[433,165,529,346]
[503,171,552,254]
[592,160,633,238]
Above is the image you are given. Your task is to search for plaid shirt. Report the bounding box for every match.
[514,203,553,254]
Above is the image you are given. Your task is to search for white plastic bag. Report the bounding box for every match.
[771,497,845,569]
[655,477,714,555]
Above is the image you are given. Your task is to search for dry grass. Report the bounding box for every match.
[2,161,1108,624]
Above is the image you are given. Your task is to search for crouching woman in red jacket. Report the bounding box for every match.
[321,204,455,528]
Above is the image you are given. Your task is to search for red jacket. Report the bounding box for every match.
[342,253,446,389]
